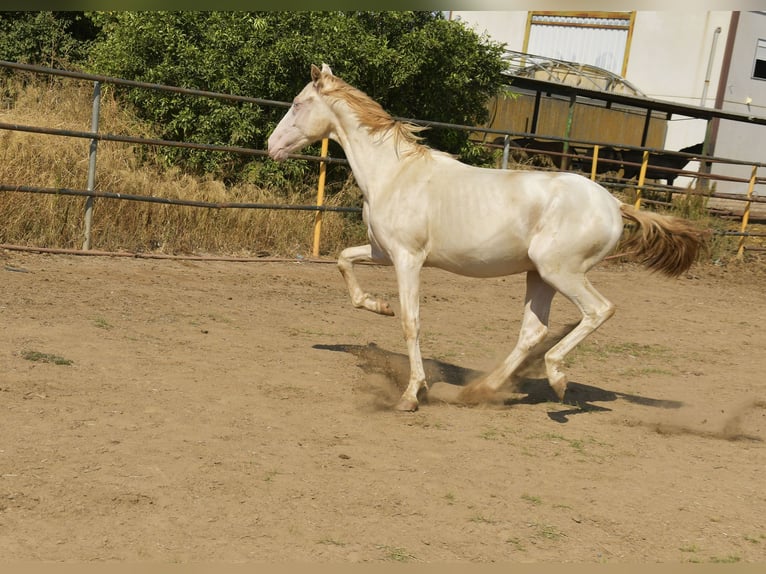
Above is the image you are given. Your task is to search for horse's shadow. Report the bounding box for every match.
[313,342,683,422]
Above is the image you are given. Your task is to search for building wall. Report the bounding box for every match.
[626,11,732,153]
[451,10,763,196]
[449,11,528,52]
[711,11,766,196]
[455,11,666,149]
[452,11,730,148]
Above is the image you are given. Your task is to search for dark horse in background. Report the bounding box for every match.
[493,137,704,186]
[618,142,704,186]
[500,137,576,169]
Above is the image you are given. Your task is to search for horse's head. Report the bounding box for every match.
[267,64,337,161]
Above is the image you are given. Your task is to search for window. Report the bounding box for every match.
[524,12,634,77]
[753,39,766,80]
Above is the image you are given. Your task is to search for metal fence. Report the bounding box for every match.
[1,60,764,259]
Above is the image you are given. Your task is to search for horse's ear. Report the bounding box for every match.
[311,64,321,83]
[312,63,334,91]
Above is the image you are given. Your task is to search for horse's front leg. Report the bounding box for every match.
[337,244,395,316]
[392,253,427,412]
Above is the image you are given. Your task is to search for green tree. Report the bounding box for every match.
[87,11,507,184]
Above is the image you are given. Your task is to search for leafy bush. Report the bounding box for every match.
[86,11,507,185]
[0,12,97,68]
[0,11,508,186]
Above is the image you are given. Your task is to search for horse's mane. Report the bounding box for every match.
[320,77,432,158]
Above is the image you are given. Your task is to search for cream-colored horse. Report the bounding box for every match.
[268,64,705,412]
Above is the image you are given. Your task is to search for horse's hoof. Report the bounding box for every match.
[551,381,567,402]
[379,302,395,316]
[394,397,419,412]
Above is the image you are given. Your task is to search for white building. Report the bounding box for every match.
[450,10,766,197]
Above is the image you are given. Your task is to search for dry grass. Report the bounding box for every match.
[1,77,763,266]
[0,78,366,256]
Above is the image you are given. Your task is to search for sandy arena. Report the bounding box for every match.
[1,250,764,563]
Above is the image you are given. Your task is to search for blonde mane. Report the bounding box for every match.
[319,76,431,158]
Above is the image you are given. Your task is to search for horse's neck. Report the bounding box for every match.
[331,112,411,195]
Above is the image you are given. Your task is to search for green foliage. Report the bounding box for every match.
[0,11,508,186]
[459,139,502,167]
[0,12,97,68]
[85,11,508,185]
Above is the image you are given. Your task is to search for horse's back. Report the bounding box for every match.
[418,161,623,277]
[427,161,621,235]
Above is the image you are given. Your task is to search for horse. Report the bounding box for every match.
[491,137,593,171]
[620,142,704,186]
[569,145,624,176]
[268,64,706,412]
[506,137,567,168]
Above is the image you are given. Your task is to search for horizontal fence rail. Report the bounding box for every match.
[0,121,351,166]
[0,59,291,109]
[0,184,362,213]
[1,59,765,260]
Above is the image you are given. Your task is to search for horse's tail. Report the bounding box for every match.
[618,203,708,277]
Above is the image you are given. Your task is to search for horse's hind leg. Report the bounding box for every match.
[337,244,395,316]
[537,270,615,400]
[460,271,555,400]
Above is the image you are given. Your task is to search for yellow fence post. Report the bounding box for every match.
[634,150,649,209]
[736,164,758,260]
[311,138,329,258]
[590,144,600,181]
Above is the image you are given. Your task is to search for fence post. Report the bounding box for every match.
[590,144,600,181]
[82,81,101,250]
[561,94,576,171]
[501,134,510,169]
[736,164,758,260]
[634,150,649,209]
[311,138,329,257]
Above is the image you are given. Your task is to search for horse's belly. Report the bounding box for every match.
[424,250,533,278]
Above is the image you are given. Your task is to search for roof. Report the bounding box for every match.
[500,50,766,127]
[501,50,645,96]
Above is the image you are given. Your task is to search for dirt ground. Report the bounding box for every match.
[1,249,765,564]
